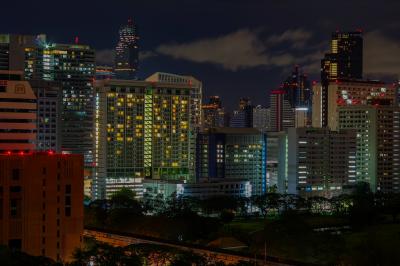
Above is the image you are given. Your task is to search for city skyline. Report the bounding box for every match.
[1,0,399,110]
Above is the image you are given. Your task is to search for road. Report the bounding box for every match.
[84,227,303,266]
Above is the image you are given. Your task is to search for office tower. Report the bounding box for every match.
[287,128,357,197]
[202,96,225,129]
[265,131,287,192]
[283,66,312,109]
[313,80,396,130]
[321,31,363,82]
[338,105,400,193]
[29,80,62,152]
[230,98,253,128]
[196,128,267,195]
[0,152,83,262]
[114,18,139,80]
[95,65,115,80]
[269,89,295,132]
[0,71,36,152]
[25,42,95,165]
[93,78,198,199]
[0,34,45,71]
[319,31,363,127]
[252,105,270,132]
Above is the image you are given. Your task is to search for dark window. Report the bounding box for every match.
[65,207,71,217]
[12,169,20,181]
[8,239,22,250]
[65,196,71,205]
[42,167,46,175]
[65,185,71,194]
[10,199,20,218]
[10,186,21,193]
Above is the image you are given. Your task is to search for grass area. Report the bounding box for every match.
[226,218,265,233]
[221,216,400,265]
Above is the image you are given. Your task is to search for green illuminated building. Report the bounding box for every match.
[93,77,201,199]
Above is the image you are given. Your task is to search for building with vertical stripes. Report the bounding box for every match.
[93,77,200,199]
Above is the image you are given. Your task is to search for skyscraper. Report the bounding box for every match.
[268,89,295,132]
[230,98,253,128]
[202,96,225,129]
[0,34,45,71]
[93,76,200,199]
[114,18,139,80]
[25,41,95,165]
[319,31,363,127]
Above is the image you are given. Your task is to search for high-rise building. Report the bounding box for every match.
[202,96,225,129]
[29,80,62,152]
[230,98,253,128]
[25,42,95,165]
[338,105,400,193]
[319,31,363,127]
[268,89,295,132]
[0,152,83,262]
[93,77,199,199]
[114,18,139,80]
[283,66,312,110]
[312,80,395,130]
[146,72,202,132]
[0,71,36,152]
[196,128,267,195]
[287,127,357,197]
[0,34,45,71]
[252,105,270,132]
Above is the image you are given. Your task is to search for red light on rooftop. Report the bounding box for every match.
[19,151,24,156]
[75,36,79,44]
[312,80,317,85]
[48,150,54,155]
[6,151,11,155]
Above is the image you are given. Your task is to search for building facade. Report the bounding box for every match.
[0,71,36,152]
[252,105,270,132]
[93,78,199,199]
[312,80,395,130]
[29,80,62,152]
[202,96,225,129]
[0,152,83,262]
[25,42,95,165]
[143,178,251,200]
[0,34,45,71]
[196,128,267,195]
[287,127,357,197]
[269,89,295,132]
[114,19,139,80]
[320,31,363,127]
[338,105,400,193]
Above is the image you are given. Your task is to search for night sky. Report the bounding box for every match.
[2,0,399,110]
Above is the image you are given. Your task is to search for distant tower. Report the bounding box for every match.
[320,31,363,127]
[115,18,139,80]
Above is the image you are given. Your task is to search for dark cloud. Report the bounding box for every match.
[364,31,400,79]
[156,28,316,71]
